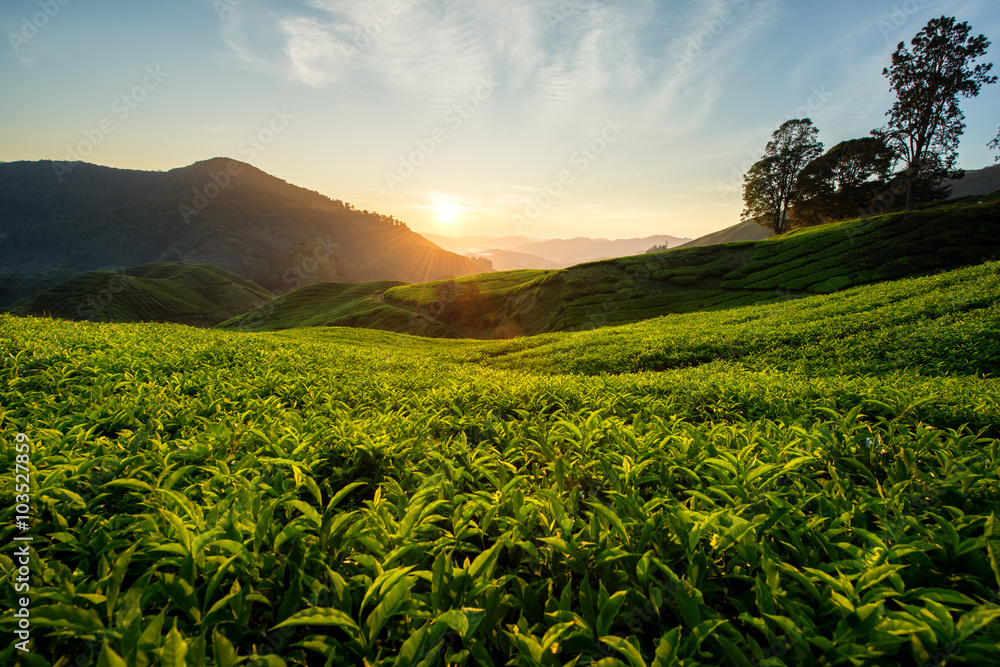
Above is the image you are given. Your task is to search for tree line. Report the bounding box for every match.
[743,16,997,235]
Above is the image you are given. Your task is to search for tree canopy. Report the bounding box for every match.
[878,16,995,210]
[792,137,895,226]
[741,119,823,234]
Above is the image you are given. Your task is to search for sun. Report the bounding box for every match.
[433,198,462,224]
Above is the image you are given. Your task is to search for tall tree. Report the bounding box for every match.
[742,119,823,234]
[793,137,895,226]
[878,16,995,210]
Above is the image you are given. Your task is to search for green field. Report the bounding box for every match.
[2,259,999,666]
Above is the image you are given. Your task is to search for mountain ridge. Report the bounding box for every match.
[0,158,488,304]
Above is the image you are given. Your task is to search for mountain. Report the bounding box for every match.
[464,248,562,271]
[668,219,774,250]
[420,233,544,255]
[0,159,488,305]
[8,262,272,327]
[513,235,691,265]
[948,164,1000,198]
[221,192,1000,338]
[419,233,692,268]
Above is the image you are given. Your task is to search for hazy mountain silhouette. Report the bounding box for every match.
[422,233,691,269]
[464,248,563,271]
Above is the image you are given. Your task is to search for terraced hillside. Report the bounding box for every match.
[225,193,999,338]
[7,263,272,327]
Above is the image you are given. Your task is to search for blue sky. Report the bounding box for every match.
[2,0,998,240]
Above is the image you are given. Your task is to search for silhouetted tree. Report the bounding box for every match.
[990,127,1000,162]
[793,137,895,226]
[878,16,995,210]
[742,119,823,234]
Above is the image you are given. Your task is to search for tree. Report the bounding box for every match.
[793,137,895,225]
[742,119,823,234]
[990,127,1000,162]
[878,16,995,210]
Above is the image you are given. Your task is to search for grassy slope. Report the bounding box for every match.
[220,194,999,339]
[672,218,774,249]
[2,260,999,665]
[220,270,552,338]
[503,194,999,335]
[6,262,273,327]
[218,280,427,332]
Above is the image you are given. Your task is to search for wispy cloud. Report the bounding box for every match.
[217,0,749,125]
[280,15,355,87]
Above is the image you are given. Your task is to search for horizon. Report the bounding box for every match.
[2,0,998,241]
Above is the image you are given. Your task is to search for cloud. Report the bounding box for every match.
[280,15,355,87]
[218,2,683,115]
[217,0,785,147]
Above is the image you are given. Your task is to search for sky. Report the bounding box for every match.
[2,0,998,241]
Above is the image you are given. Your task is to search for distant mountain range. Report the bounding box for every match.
[466,248,564,270]
[421,233,692,270]
[0,159,488,306]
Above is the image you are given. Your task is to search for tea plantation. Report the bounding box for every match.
[2,262,999,666]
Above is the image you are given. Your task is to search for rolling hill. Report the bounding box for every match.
[668,218,774,250]
[222,192,1000,338]
[0,159,489,305]
[948,163,1000,198]
[7,262,272,327]
[220,280,457,337]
